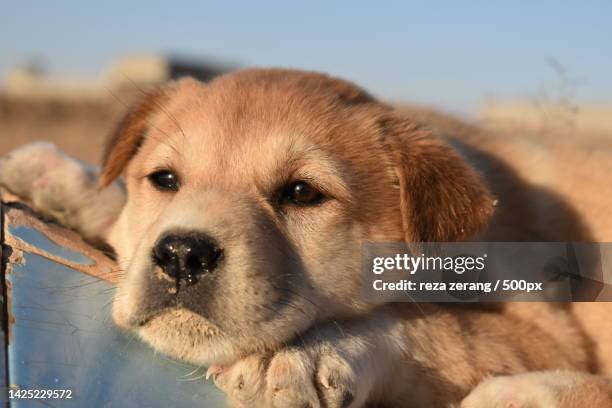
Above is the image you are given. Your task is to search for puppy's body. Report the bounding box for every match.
[1,69,611,407]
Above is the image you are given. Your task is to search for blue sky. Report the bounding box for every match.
[1,1,610,116]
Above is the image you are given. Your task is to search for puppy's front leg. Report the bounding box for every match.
[0,143,125,243]
[212,310,409,408]
[212,303,588,408]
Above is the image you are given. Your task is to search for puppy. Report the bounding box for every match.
[1,69,611,407]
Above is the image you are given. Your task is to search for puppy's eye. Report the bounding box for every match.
[148,170,180,191]
[281,181,324,206]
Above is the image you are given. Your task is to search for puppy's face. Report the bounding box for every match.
[103,70,493,365]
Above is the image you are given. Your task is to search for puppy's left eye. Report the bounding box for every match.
[148,170,180,191]
[281,181,324,206]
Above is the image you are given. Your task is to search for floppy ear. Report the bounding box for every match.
[100,78,202,186]
[382,115,495,242]
[99,86,171,186]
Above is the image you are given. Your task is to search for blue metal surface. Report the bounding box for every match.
[8,226,94,266]
[5,236,226,407]
[0,204,8,407]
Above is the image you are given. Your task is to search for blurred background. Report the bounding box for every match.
[1,1,610,163]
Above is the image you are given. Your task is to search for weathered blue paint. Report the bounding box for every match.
[6,252,225,407]
[8,226,94,266]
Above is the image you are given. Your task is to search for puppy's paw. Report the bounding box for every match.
[0,142,124,240]
[462,371,612,408]
[212,345,363,408]
[461,376,533,408]
[461,372,562,408]
[267,347,359,408]
[1,143,79,200]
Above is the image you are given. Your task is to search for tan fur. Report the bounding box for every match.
[1,68,611,407]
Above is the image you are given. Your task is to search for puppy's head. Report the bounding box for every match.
[103,69,494,365]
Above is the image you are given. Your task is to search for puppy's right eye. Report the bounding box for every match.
[280,181,324,206]
[148,170,180,192]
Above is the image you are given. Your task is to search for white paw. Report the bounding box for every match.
[0,142,124,240]
[1,142,89,212]
[212,344,364,408]
[461,373,558,408]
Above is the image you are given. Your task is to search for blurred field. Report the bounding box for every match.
[0,92,134,163]
[481,102,612,144]
[0,55,229,163]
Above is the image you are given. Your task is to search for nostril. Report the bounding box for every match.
[186,245,221,271]
[183,241,222,286]
[153,237,181,276]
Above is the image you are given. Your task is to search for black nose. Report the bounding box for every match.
[153,233,222,286]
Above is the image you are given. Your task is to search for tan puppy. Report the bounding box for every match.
[1,69,611,407]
